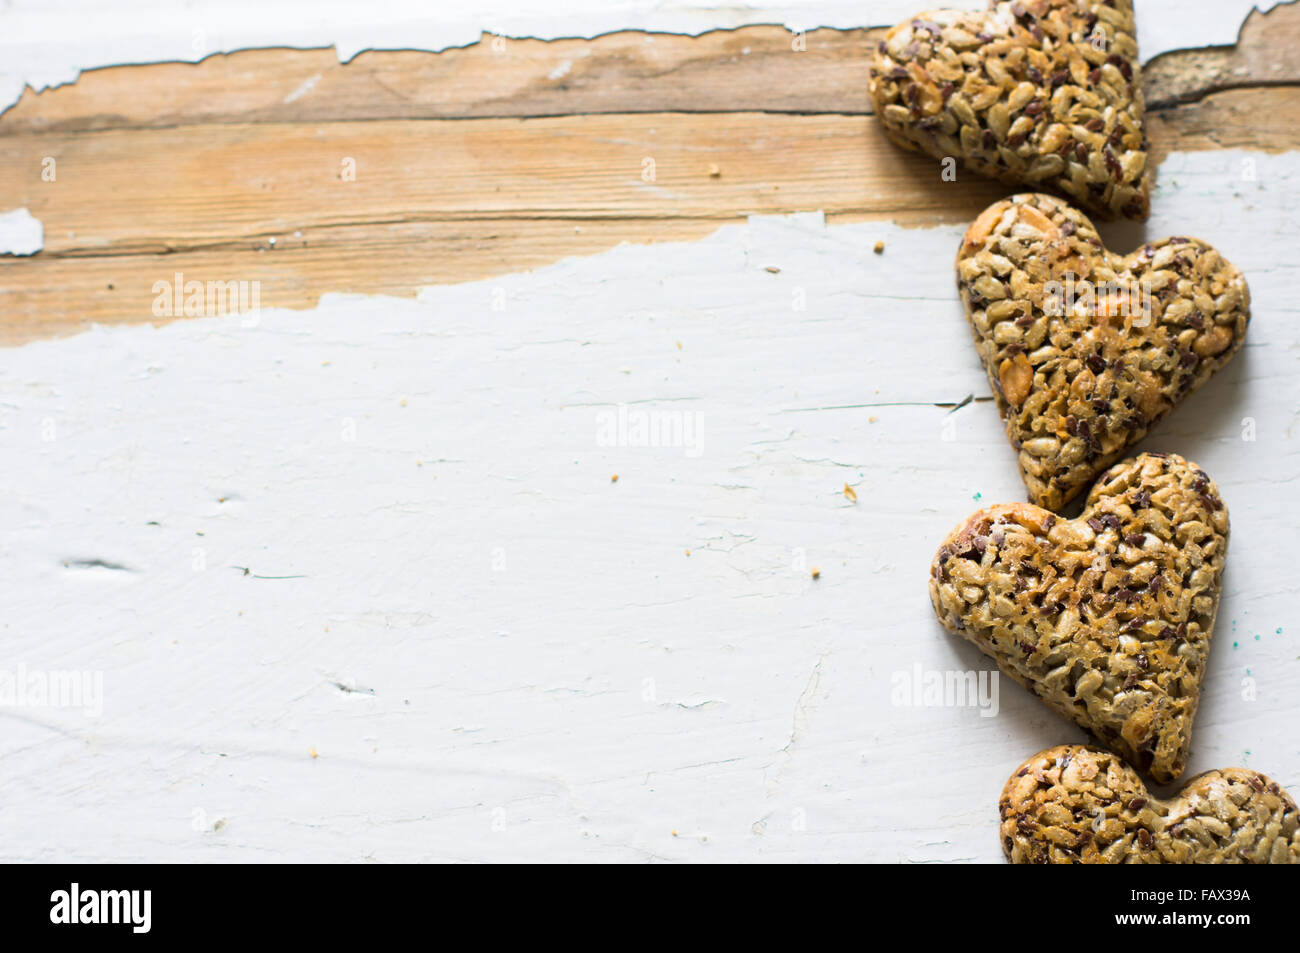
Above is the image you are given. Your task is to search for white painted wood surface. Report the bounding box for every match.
[3,154,1298,862]
[1,4,1298,864]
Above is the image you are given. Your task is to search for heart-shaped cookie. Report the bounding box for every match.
[930,452,1228,783]
[1001,745,1300,863]
[958,193,1249,512]
[869,0,1149,219]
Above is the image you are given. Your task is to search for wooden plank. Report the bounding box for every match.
[0,112,1006,343]
[0,28,877,131]
[1143,1,1300,108]
[3,6,1300,348]
[4,87,1300,346]
[0,112,1015,257]
[0,219,736,341]
[2,3,1297,134]
[1147,86,1300,161]
[4,7,1300,866]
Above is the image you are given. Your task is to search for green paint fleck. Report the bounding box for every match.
[973,491,982,501]
[1233,641,1239,649]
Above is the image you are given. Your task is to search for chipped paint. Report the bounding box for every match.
[0,207,43,256]
[0,0,1288,113]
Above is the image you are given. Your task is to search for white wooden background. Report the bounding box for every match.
[0,1,1297,863]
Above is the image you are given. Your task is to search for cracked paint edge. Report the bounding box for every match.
[0,0,1288,115]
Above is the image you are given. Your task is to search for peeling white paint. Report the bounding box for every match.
[0,208,44,256]
[0,0,1287,114]
[1,150,1296,862]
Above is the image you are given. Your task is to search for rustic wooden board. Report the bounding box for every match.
[2,4,1294,128]
[2,4,1300,866]
[4,175,1298,863]
[2,5,1300,345]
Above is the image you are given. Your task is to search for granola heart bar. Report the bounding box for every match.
[930,452,1227,784]
[869,0,1150,220]
[1001,745,1300,863]
[958,193,1248,512]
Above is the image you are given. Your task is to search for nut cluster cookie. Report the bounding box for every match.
[1001,745,1300,863]
[958,193,1249,512]
[930,452,1228,784]
[869,0,1150,219]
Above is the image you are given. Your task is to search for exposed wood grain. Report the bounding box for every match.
[0,111,1008,342]
[2,6,1297,134]
[5,86,1300,346]
[3,10,1300,347]
[0,28,876,132]
[1144,2,1300,108]
[0,219,737,342]
[1147,86,1300,161]
[1,112,1019,258]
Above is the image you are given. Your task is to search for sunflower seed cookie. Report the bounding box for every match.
[930,452,1227,784]
[1001,745,1300,863]
[869,0,1150,220]
[958,192,1249,512]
